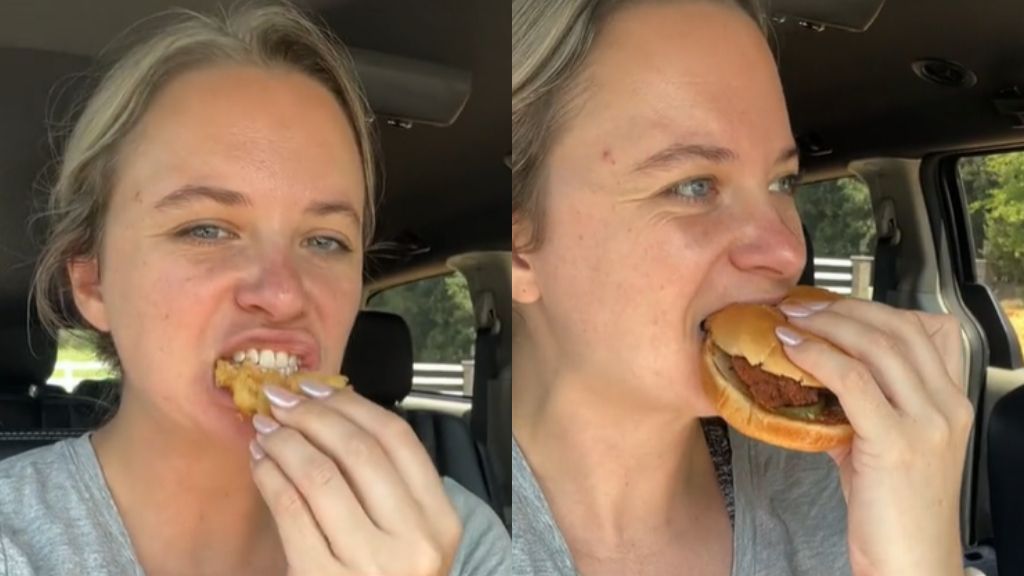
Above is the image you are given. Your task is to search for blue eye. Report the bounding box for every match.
[303,235,351,254]
[178,224,234,243]
[668,177,717,202]
[770,174,800,196]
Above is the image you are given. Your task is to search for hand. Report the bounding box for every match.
[248,382,462,575]
[777,297,974,576]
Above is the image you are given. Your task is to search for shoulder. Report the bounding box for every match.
[0,438,80,507]
[442,478,510,576]
[0,438,84,575]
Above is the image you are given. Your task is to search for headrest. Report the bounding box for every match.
[0,315,57,390]
[342,310,413,407]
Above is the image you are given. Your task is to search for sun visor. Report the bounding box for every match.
[769,0,886,33]
[350,48,471,128]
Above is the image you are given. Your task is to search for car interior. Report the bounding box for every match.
[772,1,1024,574]
[4,0,1024,572]
[0,0,511,529]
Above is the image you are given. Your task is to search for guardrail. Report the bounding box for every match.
[48,360,473,396]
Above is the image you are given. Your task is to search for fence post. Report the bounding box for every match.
[976,258,987,284]
[850,255,874,300]
[462,360,476,396]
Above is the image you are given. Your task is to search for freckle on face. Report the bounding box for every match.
[601,148,616,166]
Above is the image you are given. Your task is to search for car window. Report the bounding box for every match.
[794,176,877,298]
[49,330,115,392]
[367,273,476,397]
[958,152,1024,346]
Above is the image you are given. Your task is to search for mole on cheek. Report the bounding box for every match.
[601,148,616,166]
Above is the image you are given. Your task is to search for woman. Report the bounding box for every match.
[512,1,973,575]
[0,4,508,575]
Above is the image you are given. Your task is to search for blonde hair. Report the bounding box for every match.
[512,0,764,251]
[32,2,377,373]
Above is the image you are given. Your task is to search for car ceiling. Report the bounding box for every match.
[0,0,508,299]
[773,0,1024,178]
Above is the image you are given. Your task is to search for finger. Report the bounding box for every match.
[249,441,337,572]
[256,424,380,560]
[301,382,456,529]
[779,334,899,443]
[792,298,964,392]
[826,445,853,502]
[783,311,936,414]
[268,390,423,534]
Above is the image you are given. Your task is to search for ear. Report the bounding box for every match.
[67,257,110,332]
[512,216,541,305]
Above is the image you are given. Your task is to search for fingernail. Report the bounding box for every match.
[252,414,280,434]
[263,385,302,409]
[299,380,335,399]
[802,300,831,311]
[249,439,266,461]
[775,326,804,346]
[779,303,815,318]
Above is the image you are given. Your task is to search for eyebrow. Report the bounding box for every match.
[154,185,361,224]
[154,185,251,210]
[631,143,800,174]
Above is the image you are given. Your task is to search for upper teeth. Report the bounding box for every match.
[230,348,301,374]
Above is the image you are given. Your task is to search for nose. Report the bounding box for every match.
[235,248,305,322]
[728,199,806,282]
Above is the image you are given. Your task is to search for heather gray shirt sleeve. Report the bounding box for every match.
[0,435,509,576]
[511,428,852,576]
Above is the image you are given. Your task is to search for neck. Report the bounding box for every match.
[512,337,725,553]
[92,388,285,574]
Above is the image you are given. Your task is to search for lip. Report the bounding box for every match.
[216,329,320,371]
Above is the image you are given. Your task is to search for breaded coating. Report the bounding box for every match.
[214,360,349,417]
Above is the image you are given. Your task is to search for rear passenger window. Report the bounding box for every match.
[50,329,115,392]
[794,176,877,298]
[958,152,1024,346]
[367,273,476,396]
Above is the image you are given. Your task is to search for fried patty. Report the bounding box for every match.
[214,360,349,417]
[731,355,820,408]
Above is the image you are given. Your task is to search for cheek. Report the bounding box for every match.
[305,266,362,363]
[104,250,229,357]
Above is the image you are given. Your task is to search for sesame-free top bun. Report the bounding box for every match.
[701,286,853,452]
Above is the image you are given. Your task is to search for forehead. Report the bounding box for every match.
[559,2,792,160]
[114,64,364,209]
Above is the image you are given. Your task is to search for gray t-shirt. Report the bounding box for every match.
[512,423,852,576]
[0,434,510,575]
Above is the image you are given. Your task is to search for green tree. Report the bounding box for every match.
[368,274,476,362]
[958,155,999,257]
[795,177,875,258]
[968,152,1024,293]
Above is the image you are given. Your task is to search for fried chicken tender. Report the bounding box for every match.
[214,360,350,417]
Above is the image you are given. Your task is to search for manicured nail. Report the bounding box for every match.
[801,300,831,311]
[249,439,266,461]
[779,303,815,318]
[252,414,280,434]
[775,326,804,346]
[299,380,335,399]
[263,385,302,409]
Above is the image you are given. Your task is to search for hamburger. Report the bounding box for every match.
[215,359,349,417]
[701,286,853,452]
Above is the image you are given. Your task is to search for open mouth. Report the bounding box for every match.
[224,348,303,376]
[212,347,347,417]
